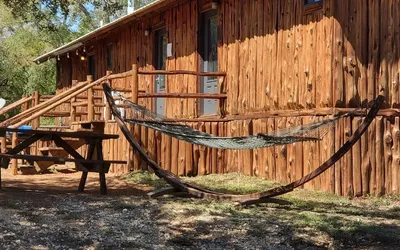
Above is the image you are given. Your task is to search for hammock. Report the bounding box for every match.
[105,86,344,150]
[102,83,384,205]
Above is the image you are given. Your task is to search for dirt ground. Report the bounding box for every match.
[1,168,399,250]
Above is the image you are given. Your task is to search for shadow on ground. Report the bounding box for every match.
[1,171,399,249]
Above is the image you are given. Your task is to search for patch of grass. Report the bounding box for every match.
[124,170,168,189]
[181,173,281,195]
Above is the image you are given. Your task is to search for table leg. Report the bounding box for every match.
[76,141,97,193]
[99,172,107,194]
[78,172,88,192]
[96,140,107,195]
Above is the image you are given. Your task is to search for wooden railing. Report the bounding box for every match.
[1,64,227,128]
[0,95,34,118]
[136,69,227,117]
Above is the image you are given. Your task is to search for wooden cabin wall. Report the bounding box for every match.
[53,0,400,196]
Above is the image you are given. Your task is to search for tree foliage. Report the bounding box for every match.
[0,0,156,109]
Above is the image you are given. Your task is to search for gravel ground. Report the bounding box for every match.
[1,169,399,250]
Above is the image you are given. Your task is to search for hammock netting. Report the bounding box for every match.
[112,92,344,150]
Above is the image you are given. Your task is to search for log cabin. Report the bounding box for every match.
[28,0,400,197]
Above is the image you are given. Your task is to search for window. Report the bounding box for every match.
[56,61,62,88]
[106,44,113,70]
[154,28,167,115]
[88,55,95,79]
[304,0,323,14]
[304,0,322,5]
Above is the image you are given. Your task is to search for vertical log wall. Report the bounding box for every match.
[55,0,400,196]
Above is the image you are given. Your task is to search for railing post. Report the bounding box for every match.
[21,95,28,112]
[218,77,226,118]
[11,132,18,175]
[105,71,112,121]
[131,64,140,172]
[132,64,139,104]
[70,80,78,123]
[32,91,40,129]
[87,75,94,121]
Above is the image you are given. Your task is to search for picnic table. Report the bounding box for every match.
[0,127,126,194]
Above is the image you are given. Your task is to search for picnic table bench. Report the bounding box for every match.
[0,127,127,194]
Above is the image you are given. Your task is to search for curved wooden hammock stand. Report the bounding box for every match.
[103,83,385,206]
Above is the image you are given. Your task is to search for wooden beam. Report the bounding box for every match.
[0,96,33,117]
[138,70,226,77]
[138,93,227,99]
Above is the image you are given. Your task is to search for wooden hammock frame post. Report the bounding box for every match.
[103,82,384,205]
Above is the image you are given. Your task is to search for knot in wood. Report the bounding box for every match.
[385,134,393,145]
[395,130,400,140]
[349,58,357,67]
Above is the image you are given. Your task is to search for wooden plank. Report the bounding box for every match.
[185,126,194,176]
[217,122,225,174]
[205,122,212,174]
[197,122,206,175]
[367,0,379,105]
[276,117,287,183]
[384,118,393,194]
[391,117,399,194]
[375,117,385,195]
[344,116,353,196]
[361,116,370,195]
[286,117,295,182]
[252,119,261,176]
[334,117,343,195]
[242,119,252,176]
[352,117,362,196]
[256,0,264,112]
[266,118,276,180]
[170,135,179,175]
[311,117,321,190]
[178,138,186,176]
[211,122,218,174]
[294,118,304,183]
[187,0,197,118]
